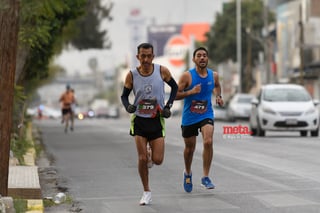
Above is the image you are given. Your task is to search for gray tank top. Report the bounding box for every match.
[132,64,165,118]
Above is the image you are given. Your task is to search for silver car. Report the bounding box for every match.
[226,93,255,121]
[249,84,319,137]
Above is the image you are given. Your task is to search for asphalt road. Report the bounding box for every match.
[34,117,320,213]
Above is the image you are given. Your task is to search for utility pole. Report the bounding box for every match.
[0,0,20,196]
[299,3,305,85]
[237,0,242,93]
[246,26,252,93]
[264,0,271,83]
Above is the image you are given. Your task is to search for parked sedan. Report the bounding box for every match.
[249,84,319,137]
[214,106,228,121]
[226,93,255,121]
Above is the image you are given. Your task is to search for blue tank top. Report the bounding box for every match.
[131,64,165,118]
[182,68,215,126]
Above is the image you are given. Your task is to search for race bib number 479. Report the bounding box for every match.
[190,100,208,114]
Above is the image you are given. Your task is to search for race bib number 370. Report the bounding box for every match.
[138,99,158,115]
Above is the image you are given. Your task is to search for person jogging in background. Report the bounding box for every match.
[120,43,178,205]
[59,84,76,133]
[175,47,224,193]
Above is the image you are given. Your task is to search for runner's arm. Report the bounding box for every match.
[160,65,178,108]
[175,72,200,100]
[213,71,224,106]
[120,71,134,110]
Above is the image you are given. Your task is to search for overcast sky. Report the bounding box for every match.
[56,0,226,74]
[107,0,224,61]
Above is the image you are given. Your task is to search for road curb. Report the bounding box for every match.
[26,199,44,212]
[26,122,44,213]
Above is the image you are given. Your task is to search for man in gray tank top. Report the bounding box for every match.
[121,43,178,205]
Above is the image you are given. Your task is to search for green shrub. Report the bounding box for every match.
[13,199,27,213]
[10,133,33,165]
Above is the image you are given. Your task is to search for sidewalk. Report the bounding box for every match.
[5,122,44,213]
[8,166,42,199]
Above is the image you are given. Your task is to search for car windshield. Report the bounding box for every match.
[238,96,253,103]
[263,88,311,102]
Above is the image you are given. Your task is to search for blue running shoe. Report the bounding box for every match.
[201,176,215,189]
[183,172,193,193]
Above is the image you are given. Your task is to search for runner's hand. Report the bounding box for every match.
[216,95,224,106]
[127,104,136,113]
[162,106,171,118]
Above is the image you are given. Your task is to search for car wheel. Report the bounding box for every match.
[249,117,257,136]
[228,116,236,122]
[300,131,307,137]
[226,110,235,122]
[250,127,257,136]
[311,128,319,137]
[257,117,265,137]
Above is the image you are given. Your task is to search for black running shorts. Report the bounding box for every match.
[130,115,165,141]
[62,108,72,115]
[181,118,214,138]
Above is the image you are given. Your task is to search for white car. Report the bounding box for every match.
[249,84,319,137]
[214,105,228,121]
[27,106,61,119]
[226,93,255,121]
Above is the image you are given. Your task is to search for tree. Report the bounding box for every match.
[68,0,113,49]
[206,0,274,92]
[1,0,88,195]
[0,0,20,196]
[17,0,87,86]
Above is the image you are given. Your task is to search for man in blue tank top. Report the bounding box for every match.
[176,47,224,193]
[120,43,178,205]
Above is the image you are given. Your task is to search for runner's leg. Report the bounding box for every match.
[135,136,150,192]
[64,113,70,132]
[149,138,164,165]
[200,124,214,177]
